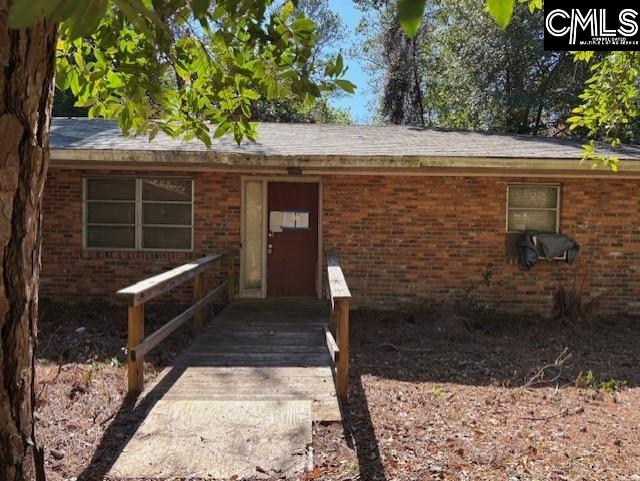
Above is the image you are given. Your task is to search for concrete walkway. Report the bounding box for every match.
[109,300,340,479]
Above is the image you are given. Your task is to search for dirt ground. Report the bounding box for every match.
[35,300,195,481]
[35,300,640,481]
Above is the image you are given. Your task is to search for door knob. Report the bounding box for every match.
[267,244,273,255]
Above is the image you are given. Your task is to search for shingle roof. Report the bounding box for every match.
[50,117,640,161]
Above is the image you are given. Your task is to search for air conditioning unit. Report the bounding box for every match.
[531,235,567,261]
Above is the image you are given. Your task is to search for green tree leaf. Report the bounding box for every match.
[8,0,61,28]
[11,0,352,144]
[487,0,514,29]
[397,0,427,38]
[334,79,356,94]
[192,0,210,20]
[335,53,344,75]
[569,51,640,170]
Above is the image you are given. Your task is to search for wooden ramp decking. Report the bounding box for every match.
[109,299,341,479]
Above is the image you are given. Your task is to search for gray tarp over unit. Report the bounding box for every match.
[517,231,580,269]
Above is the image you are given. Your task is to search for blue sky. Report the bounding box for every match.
[327,0,375,124]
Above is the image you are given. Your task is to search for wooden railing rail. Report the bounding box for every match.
[118,248,236,394]
[325,254,351,401]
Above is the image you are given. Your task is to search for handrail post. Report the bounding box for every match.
[335,298,349,400]
[120,249,235,394]
[193,272,205,333]
[330,304,338,336]
[227,252,235,304]
[128,303,144,394]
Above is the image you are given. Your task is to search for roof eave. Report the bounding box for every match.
[49,148,640,176]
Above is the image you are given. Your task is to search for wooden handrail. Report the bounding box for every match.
[121,249,236,394]
[130,282,228,361]
[323,326,339,363]
[117,250,232,306]
[326,255,351,306]
[325,254,350,401]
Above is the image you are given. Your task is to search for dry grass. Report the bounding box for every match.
[314,308,640,481]
[35,301,640,481]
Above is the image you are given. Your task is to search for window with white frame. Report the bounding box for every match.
[506,184,560,233]
[84,177,193,250]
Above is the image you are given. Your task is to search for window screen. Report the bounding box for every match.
[84,177,193,250]
[506,184,560,233]
[85,178,136,248]
[141,179,193,250]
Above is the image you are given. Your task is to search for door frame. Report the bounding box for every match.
[240,176,323,299]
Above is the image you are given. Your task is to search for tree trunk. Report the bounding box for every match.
[0,1,57,479]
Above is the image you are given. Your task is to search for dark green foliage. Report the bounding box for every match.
[397,0,427,37]
[11,0,356,144]
[10,0,638,159]
[252,97,351,124]
[569,51,640,169]
[52,88,88,117]
[359,0,594,136]
[251,0,353,124]
[576,370,628,393]
[46,0,353,126]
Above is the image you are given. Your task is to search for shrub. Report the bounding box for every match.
[575,370,627,393]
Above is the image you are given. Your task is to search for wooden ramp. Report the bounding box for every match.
[110,300,340,479]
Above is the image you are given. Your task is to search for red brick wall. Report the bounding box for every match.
[322,175,640,314]
[41,169,241,304]
[42,169,640,314]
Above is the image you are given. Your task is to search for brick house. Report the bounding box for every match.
[42,118,640,314]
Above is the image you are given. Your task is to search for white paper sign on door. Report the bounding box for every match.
[281,211,296,229]
[295,212,309,229]
[269,211,283,232]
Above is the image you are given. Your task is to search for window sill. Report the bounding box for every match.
[81,249,196,260]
